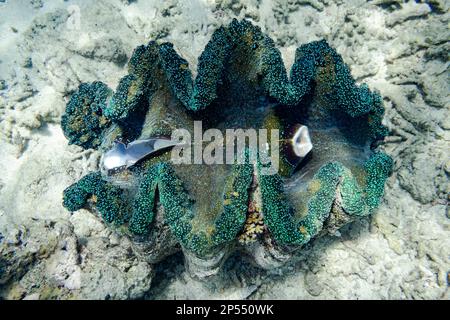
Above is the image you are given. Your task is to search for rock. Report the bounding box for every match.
[386,2,431,27]
[23,293,40,300]
[304,272,323,297]
[0,220,64,286]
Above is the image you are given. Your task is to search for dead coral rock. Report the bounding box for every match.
[0,219,67,286]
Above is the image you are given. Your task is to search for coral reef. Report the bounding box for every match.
[61,19,392,277]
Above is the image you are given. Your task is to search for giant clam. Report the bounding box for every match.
[61,19,393,278]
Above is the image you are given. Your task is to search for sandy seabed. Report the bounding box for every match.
[0,0,448,299]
